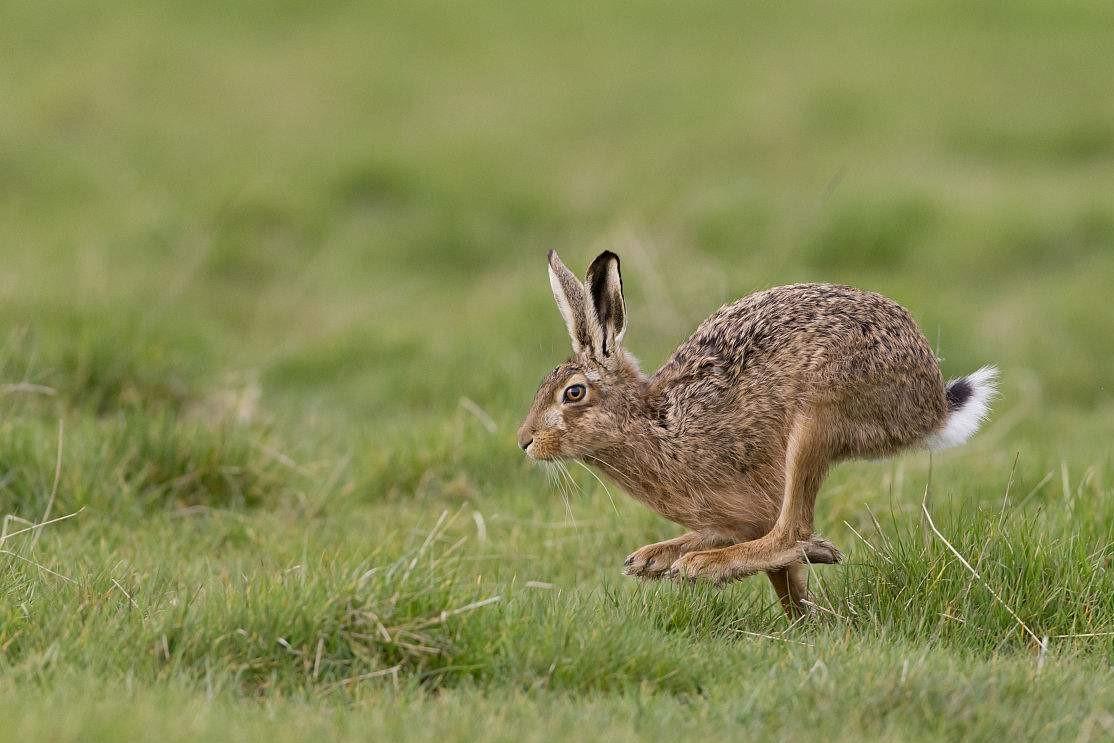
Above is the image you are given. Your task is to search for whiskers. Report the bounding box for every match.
[541,460,578,525]
[538,457,623,523]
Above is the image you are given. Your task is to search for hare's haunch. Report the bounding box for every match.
[517,251,997,617]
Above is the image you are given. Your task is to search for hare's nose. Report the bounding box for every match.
[516,422,534,451]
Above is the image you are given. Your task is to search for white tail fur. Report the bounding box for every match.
[925,365,999,450]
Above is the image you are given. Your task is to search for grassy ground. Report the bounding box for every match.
[2,1,1114,740]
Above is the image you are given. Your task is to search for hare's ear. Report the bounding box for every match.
[547,250,601,355]
[585,251,626,357]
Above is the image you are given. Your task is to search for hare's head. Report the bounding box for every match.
[517,251,645,461]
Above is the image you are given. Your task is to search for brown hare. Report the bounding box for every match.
[517,250,997,617]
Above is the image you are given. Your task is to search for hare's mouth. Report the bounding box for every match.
[526,448,558,462]
[524,441,562,461]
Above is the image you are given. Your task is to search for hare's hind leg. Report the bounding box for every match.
[624,531,728,579]
[667,409,842,584]
[768,564,813,619]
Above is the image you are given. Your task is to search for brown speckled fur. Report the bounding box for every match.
[518,251,990,618]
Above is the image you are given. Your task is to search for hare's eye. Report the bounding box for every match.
[562,384,587,404]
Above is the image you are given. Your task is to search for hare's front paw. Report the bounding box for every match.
[665,547,747,586]
[623,533,707,579]
[666,535,844,585]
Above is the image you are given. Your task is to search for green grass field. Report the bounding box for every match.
[3,1,1114,740]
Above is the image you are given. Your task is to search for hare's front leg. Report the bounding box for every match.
[664,534,841,584]
[667,409,843,584]
[623,532,728,579]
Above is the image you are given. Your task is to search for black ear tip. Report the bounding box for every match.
[589,250,620,273]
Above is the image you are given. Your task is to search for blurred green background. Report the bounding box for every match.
[2,2,1113,741]
[3,1,1112,418]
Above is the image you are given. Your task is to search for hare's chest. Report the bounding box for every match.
[626,476,780,541]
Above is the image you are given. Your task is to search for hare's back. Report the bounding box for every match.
[661,283,941,387]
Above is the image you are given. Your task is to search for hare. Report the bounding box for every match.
[517,250,997,617]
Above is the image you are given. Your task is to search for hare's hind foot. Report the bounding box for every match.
[665,534,842,586]
[623,531,727,579]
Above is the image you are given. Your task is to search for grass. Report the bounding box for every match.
[2,0,1114,740]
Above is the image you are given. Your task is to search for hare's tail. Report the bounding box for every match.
[925,366,999,450]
